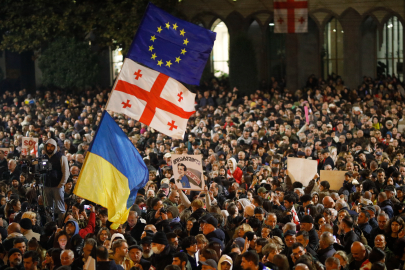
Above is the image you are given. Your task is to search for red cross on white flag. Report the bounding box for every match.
[106,59,196,139]
[274,0,308,33]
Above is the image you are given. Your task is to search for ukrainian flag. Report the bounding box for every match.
[73,111,148,228]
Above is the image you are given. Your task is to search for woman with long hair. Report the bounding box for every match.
[385,216,405,250]
[97,227,111,246]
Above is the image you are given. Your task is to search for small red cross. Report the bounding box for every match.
[177,92,183,102]
[167,120,178,131]
[298,17,305,24]
[277,18,284,24]
[134,69,142,80]
[122,100,132,108]
[274,0,308,33]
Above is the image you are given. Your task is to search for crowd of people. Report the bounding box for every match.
[0,73,403,270]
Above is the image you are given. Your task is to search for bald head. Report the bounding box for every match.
[244,204,255,217]
[145,225,157,233]
[295,263,309,270]
[322,196,335,208]
[351,241,366,261]
[7,223,21,234]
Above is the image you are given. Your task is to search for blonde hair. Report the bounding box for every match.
[233,223,253,239]
[22,211,37,220]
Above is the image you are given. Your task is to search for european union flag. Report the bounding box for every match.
[127,3,216,85]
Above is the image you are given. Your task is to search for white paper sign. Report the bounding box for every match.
[287,157,318,186]
[172,154,204,191]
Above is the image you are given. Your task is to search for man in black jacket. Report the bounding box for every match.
[317,232,337,265]
[149,231,176,270]
[337,216,361,254]
[300,215,319,251]
[369,212,389,248]
[124,211,145,242]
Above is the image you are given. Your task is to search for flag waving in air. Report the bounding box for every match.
[274,0,308,33]
[106,59,196,139]
[73,111,148,229]
[128,3,216,85]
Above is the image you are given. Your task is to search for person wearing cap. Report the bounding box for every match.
[20,218,40,242]
[384,185,400,204]
[4,248,23,269]
[155,206,182,233]
[43,138,70,225]
[300,215,319,251]
[200,214,225,249]
[319,148,334,170]
[128,245,151,270]
[150,231,176,270]
[201,258,218,270]
[141,237,153,261]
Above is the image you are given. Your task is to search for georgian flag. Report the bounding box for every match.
[106,59,196,139]
[274,0,308,33]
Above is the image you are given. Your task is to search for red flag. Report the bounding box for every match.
[274,0,308,33]
[106,59,196,139]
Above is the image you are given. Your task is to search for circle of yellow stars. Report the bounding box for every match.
[149,22,188,68]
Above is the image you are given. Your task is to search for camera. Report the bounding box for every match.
[160,208,167,214]
[35,159,52,173]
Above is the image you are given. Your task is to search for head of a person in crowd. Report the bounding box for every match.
[325,257,340,270]
[284,230,296,248]
[319,232,334,250]
[201,259,218,270]
[358,210,370,225]
[23,250,40,270]
[240,251,260,270]
[64,219,79,237]
[128,245,143,264]
[300,215,314,232]
[8,248,22,268]
[200,214,218,235]
[60,249,74,266]
[141,237,153,258]
[296,231,309,248]
[173,252,188,270]
[322,196,335,209]
[351,242,367,262]
[45,138,58,156]
[374,234,386,250]
[291,242,306,262]
[83,238,96,261]
[151,231,168,254]
[13,237,27,255]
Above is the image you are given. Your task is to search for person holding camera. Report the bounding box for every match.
[43,138,70,225]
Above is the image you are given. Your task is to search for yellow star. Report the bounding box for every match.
[166,60,172,68]
[172,23,178,30]
[157,26,162,33]
[181,48,187,55]
[151,53,157,60]
[183,38,189,46]
[157,59,163,66]
[150,35,156,42]
[180,29,186,36]
[175,56,181,63]
[165,22,170,29]
[148,45,154,52]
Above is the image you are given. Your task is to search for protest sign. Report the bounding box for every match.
[320,170,347,190]
[22,137,39,157]
[0,148,11,156]
[172,154,204,191]
[287,157,317,186]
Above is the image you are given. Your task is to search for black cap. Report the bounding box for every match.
[200,214,218,228]
[152,231,168,245]
[284,230,296,236]
[297,151,305,156]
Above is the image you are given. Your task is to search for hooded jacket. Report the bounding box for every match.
[227,158,242,184]
[44,138,70,187]
[64,219,84,258]
[218,255,233,270]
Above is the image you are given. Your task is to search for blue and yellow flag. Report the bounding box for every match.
[73,111,148,228]
[127,3,216,85]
